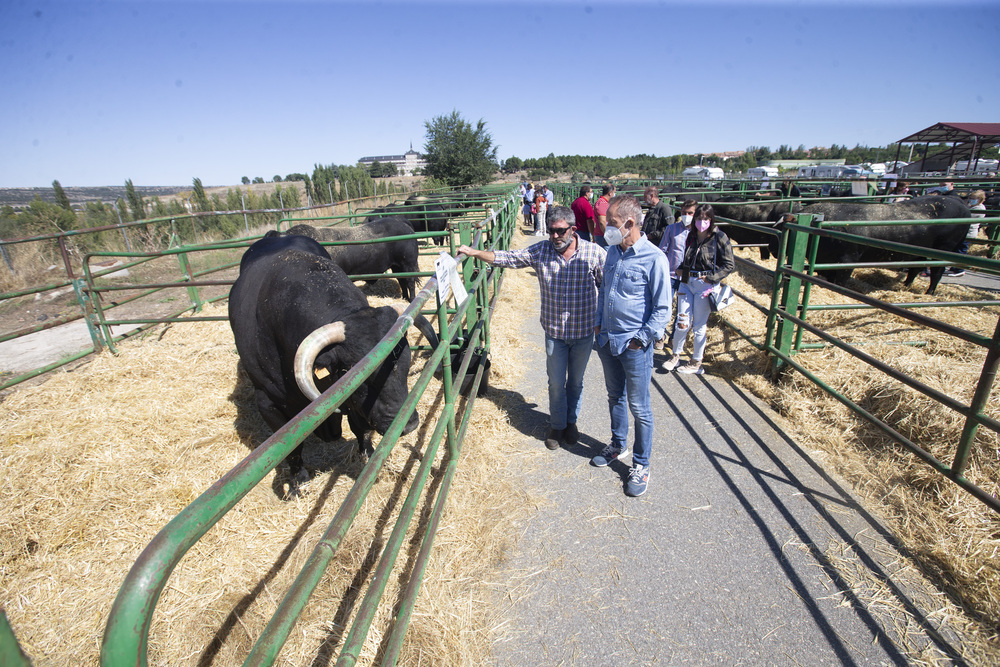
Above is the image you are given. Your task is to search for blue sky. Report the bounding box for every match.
[2,0,997,187]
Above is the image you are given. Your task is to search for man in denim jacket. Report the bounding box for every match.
[591,194,672,497]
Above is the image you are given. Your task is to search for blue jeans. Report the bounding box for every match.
[673,277,713,362]
[596,341,654,467]
[545,333,595,429]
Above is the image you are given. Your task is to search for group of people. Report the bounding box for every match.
[459,186,735,498]
[520,182,555,237]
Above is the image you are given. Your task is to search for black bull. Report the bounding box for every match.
[284,217,420,301]
[712,196,970,295]
[228,234,437,494]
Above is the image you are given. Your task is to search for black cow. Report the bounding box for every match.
[285,217,421,301]
[363,201,410,223]
[228,234,438,496]
[710,196,801,260]
[404,193,469,245]
[792,195,971,294]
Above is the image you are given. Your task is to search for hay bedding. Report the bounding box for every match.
[702,246,1000,654]
[0,235,534,665]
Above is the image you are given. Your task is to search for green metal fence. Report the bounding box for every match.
[98,188,522,666]
[713,208,1000,514]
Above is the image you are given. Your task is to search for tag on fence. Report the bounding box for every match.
[435,252,468,307]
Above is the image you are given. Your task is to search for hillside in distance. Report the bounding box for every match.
[0,185,191,208]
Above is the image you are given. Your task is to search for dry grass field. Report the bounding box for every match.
[0,226,542,665]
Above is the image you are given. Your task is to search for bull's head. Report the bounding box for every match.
[293,305,418,438]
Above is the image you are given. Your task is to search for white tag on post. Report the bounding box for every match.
[435,252,469,306]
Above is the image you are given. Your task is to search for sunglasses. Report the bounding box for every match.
[547,227,572,237]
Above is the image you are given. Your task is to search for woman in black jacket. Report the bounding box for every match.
[661,204,735,374]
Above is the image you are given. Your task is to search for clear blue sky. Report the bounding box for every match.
[2,0,997,187]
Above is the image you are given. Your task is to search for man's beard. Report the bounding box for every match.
[551,237,572,251]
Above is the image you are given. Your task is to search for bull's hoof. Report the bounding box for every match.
[285,468,313,500]
[357,443,375,465]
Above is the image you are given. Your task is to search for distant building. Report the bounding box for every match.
[766,158,846,169]
[708,150,745,161]
[357,144,427,176]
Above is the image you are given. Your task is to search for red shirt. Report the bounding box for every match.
[593,195,611,236]
[571,196,595,232]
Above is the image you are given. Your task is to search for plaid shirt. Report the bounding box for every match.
[492,237,606,340]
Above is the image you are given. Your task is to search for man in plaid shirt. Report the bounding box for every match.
[458,206,606,450]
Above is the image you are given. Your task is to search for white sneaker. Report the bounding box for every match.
[677,360,703,374]
[660,356,680,372]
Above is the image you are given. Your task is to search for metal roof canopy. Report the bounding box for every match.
[893,122,1000,176]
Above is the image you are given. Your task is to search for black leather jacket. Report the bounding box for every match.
[680,229,735,285]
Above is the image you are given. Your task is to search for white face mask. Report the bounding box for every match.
[680,214,693,226]
[604,222,628,246]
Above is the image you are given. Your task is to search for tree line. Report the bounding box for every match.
[0,178,305,246]
[501,143,1000,181]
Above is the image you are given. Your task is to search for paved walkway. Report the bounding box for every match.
[490,273,969,665]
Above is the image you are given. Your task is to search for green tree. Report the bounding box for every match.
[252,176,264,184]
[501,156,523,173]
[21,196,77,235]
[192,177,212,212]
[422,110,499,186]
[273,175,282,182]
[125,179,146,220]
[241,176,251,185]
[52,180,72,211]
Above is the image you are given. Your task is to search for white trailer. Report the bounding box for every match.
[747,166,779,180]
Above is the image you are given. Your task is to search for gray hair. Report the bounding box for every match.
[608,194,641,224]
[547,205,574,227]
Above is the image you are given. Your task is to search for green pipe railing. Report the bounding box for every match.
[751,214,1000,514]
[99,188,520,666]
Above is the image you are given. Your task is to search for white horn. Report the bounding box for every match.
[293,322,346,400]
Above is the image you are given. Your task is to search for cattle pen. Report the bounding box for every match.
[2,180,1000,663]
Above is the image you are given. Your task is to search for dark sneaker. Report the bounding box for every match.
[591,443,627,467]
[545,428,564,451]
[625,464,649,497]
[946,267,966,277]
[564,423,579,445]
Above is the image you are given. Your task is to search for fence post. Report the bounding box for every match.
[176,251,203,312]
[72,277,105,352]
[953,316,1000,475]
[241,193,249,234]
[0,239,13,277]
[115,199,133,253]
[57,236,76,279]
[769,213,812,374]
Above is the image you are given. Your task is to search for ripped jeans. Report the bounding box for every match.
[671,276,714,362]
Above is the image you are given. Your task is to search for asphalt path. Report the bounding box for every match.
[489,253,972,665]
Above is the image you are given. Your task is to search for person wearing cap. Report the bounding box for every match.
[458,206,606,452]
